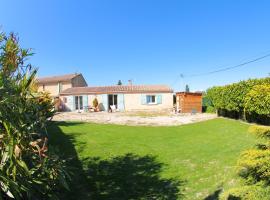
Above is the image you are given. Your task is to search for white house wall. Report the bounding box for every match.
[60,93,173,112]
[124,93,173,111]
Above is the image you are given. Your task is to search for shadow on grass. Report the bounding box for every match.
[204,188,222,200]
[84,154,184,199]
[48,121,185,200]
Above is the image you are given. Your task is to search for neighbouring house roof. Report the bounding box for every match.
[60,85,173,95]
[37,73,80,84]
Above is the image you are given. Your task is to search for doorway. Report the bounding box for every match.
[108,94,117,110]
[75,96,83,111]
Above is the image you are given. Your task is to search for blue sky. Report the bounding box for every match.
[1,0,270,91]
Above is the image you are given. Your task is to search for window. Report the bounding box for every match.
[75,96,83,110]
[63,97,67,103]
[146,95,156,104]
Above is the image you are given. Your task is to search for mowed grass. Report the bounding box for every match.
[49,118,257,200]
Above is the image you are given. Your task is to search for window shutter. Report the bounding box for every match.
[117,94,125,111]
[66,96,75,111]
[157,94,162,104]
[83,95,88,109]
[141,94,147,105]
[102,94,108,111]
[73,96,76,110]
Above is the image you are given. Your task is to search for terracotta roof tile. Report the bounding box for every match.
[37,73,80,84]
[60,85,173,95]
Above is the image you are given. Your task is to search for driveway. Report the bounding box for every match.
[52,112,217,126]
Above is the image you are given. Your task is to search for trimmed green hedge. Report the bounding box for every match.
[206,77,270,124]
[245,84,270,115]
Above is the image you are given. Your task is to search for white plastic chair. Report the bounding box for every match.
[110,105,117,112]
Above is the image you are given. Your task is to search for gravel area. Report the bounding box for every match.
[52,112,217,126]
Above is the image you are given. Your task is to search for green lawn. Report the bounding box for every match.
[48,118,257,200]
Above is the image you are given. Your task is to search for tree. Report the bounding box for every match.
[0,32,69,199]
[117,80,122,85]
[185,84,190,92]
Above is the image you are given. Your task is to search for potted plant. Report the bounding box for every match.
[93,98,99,112]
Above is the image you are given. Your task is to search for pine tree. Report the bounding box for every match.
[185,84,190,92]
[117,80,122,85]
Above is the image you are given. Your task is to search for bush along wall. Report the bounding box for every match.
[205,77,270,125]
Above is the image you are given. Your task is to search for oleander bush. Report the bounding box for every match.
[0,32,70,199]
[205,77,270,124]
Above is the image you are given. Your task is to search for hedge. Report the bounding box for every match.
[245,84,270,115]
[205,77,270,124]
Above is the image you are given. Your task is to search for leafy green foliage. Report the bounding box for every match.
[245,84,270,115]
[202,95,216,113]
[205,106,216,113]
[248,125,270,139]
[237,125,270,185]
[220,185,270,200]
[223,125,270,199]
[238,148,270,184]
[0,32,70,199]
[206,77,270,124]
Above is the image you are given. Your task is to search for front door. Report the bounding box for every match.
[75,96,83,111]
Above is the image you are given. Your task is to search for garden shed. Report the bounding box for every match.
[176,92,202,113]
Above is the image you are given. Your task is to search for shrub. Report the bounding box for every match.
[223,125,270,199]
[220,185,270,200]
[236,126,270,185]
[237,149,270,184]
[248,125,270,139]
[205,106,215,113]
[93,97,99,108]
[202,95,216,113]
[0,32,70,199]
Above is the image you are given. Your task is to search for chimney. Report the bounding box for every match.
[128,80,133,86]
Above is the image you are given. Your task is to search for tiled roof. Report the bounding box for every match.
[60,85,173,95]
[176,92,203,96]
[37,73,80,84]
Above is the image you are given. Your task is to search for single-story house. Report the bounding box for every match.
[60,85,173,112]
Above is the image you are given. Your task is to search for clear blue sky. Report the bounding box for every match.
[1,0,270,91]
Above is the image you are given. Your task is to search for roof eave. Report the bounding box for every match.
[60,90,173,96]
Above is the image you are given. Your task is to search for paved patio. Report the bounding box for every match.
[52,112,217,126]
